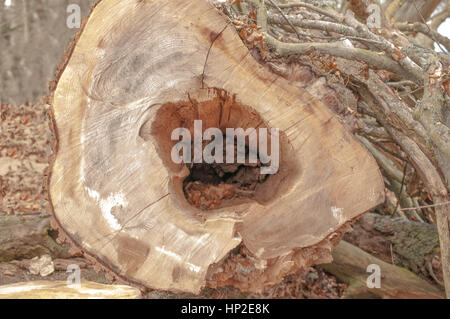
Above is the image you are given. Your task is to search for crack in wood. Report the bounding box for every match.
[201,23,230,89]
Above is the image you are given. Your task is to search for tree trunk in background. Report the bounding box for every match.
[0,0,97,104]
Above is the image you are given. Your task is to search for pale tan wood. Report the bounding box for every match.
[0,281,141,299]
[49,0,384,293]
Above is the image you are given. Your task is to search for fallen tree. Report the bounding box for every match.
[46,0,385,294]
[2,0,448,298]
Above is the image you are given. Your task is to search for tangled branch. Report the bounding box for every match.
[229,0,450,298]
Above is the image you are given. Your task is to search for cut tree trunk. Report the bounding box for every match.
[48,0,384,294]
[321,241,444,299]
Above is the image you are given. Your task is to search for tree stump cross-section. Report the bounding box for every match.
[49,0,385,294]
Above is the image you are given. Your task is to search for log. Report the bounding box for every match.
[344,212,444,285]
[0,214,71,262]
[48,0,384,293]
[321,241,445,299]
[0,281,141,299]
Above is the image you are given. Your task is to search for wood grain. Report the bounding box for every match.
[49,0,385,293]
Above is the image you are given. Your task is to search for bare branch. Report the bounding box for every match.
[264,0,343,22]
[268,14,359,37]
[248,0,417,79]
[396,22,450,52]
[266,0,302,40]
[342,10,424,82]
[265,36,410,78]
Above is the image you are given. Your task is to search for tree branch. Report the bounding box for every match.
[396,22,450,52]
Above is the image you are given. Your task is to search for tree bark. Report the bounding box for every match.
[321,241,444,299]
[344,212,443,285]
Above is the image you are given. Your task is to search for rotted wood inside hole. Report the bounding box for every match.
[148,89,299,212]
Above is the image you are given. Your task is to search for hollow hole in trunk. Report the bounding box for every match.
[183,135,271,210]
[149,88,298,214]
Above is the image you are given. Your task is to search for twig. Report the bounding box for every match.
[266,0,302,40]
[392,163,408,216]
[255,0,422,81]
[412,0,447,53]
[264,1,342,22]
[399,201,450,211]
[430,3,450,30]
[268,14,357,38]
[250,1,406,76]
[427,260,445,287]
[386,129,450,298]
[399,85,424,96]
[268,14,384,45]
[358,132,403,183]
[387,80,418,88]
[265,38,409,78]
[366,136,409,163]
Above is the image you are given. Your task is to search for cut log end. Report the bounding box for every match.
[48,0,385,294]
